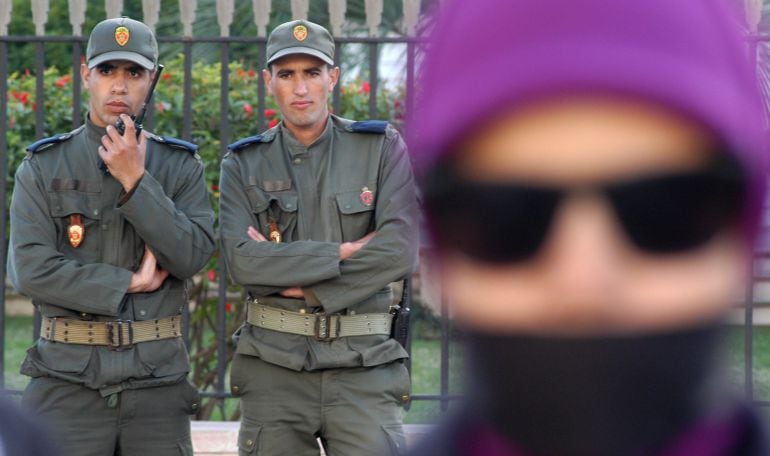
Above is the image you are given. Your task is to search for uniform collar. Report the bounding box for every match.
[280,116,333,157]
[84,114,111,174]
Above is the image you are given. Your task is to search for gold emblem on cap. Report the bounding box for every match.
[293,25,308,41]
[115,26,130,46]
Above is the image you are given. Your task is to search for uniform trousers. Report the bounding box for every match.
[231,354,410,456]
[22,376,199,456]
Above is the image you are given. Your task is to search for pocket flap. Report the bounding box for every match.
[336,188,376,214]
[48,191,101,219]
[238,423,263,452]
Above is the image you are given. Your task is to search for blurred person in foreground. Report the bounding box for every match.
[408,0,769,455]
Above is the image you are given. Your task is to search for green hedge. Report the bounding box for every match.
[4,54,407,208]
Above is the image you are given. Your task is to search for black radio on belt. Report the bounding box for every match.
[115,64,164,138]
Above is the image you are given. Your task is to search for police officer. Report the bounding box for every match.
[220,20,419,456]
[7,17,215,455]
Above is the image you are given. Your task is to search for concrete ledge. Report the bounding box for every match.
[192,421,433,455]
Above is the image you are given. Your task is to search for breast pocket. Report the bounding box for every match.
[336,188,376,241]
[48,191,101,262]
[244,186,299,242]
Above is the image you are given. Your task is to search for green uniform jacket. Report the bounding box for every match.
[7,119,216,396]
[220,116,419,371]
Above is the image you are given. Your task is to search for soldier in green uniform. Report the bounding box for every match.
[7,17,215,456]
[220,20,419,456]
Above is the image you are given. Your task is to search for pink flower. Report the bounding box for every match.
[207,270,216,281]
[243,103,254,118]
[268,118,279,129]
[361,81,371,94]
[225,303,233,313]
[264,108,276,118]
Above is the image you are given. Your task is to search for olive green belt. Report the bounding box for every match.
[246,301,393,341]
[40,316,182,351]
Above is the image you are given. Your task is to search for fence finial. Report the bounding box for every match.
[253,0,271,37]
[746,0,762,33]
[217,0,234,37]
[31,0,49,36]
[291,0,308,21]
[329,0,346,36]
[365,0,382,36]
[68,0,86,36]
[142,0,161,32]
[105,0,122,18]
[402,0,420,36]
[0,0,11,36]
[180,0,197,38]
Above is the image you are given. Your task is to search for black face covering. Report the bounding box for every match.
[465,323,725,456]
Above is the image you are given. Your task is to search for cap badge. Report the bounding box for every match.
[360,187,374,206]
[293,25,308,41]
[115,26,130,46]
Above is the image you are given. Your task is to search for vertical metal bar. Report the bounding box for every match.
[216,41,231,415]
[405,40,415,136]
[745,37,759,402]
[35,42,45,139]
[182,41,193,141]
[257,41,267,132]
[0,40,9,389]
[332,42,342,115]
[72,40,83,128]
[368,42,379,119]
[440,286,450,412]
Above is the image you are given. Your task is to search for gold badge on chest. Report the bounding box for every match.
[68,214,85,248]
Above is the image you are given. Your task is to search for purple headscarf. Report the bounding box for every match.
[409,0,767,238]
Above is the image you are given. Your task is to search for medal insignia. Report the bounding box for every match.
[360,187,374,206]
[115,26,130,46]
[68,214,84,248]
[269,218,282,243]
[293,25,308,41]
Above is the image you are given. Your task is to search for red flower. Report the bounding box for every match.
[237,68,246,78]
[55,75,71,88]
[31,102,36,111]
[394,99,402,109]
[243,103,253,118]
[268,118,279,129]
[225,303,233,313]
[24,68,30,76]
[207,269,216,281]
[156,102,165,113]
[248,69,256,77]
[13,91,30,105]
[361,81,371,94]
[211,183,219,192]
[264,108,276,118]
[162,72,171,80]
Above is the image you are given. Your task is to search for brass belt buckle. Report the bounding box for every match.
[106,320,134,351]
[314,314,340,341]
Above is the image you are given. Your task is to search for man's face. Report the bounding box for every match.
[434,97,749,335]
[81,60,152,128]
[263,54,339,132]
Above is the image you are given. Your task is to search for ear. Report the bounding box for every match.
[328,66,340,92]
[80,63,91,89]
[262,68,274,97]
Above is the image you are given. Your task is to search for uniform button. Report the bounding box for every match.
[401,394,411,403]
[285,203,293,208]
[293,158,301,164]
[139,310,147,316]
[232,385,240,393]
[93,209,99,216]
[344,204,351,210]
[191,402,199,410]
[246,440,254,446]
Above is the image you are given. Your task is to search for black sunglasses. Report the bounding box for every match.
[423,153,747,264]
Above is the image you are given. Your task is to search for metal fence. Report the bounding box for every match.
[2,0,770,422]
[0,0,463,420]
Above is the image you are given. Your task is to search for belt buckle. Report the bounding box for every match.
[106,320,134,351]
[314,314,340,341]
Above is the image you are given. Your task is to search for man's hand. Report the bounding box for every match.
[128,247,169,293]
[248,226,305,298]
[340,231,376,260]
[99,114,146,192]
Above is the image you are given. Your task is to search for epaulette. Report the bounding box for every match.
[149,135,198,155]
[26,132,76,153]
[228,131,277,152]
[348,120,389,134]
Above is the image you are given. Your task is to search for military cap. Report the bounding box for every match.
[267,20,335,66]
[87,17,158,70]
